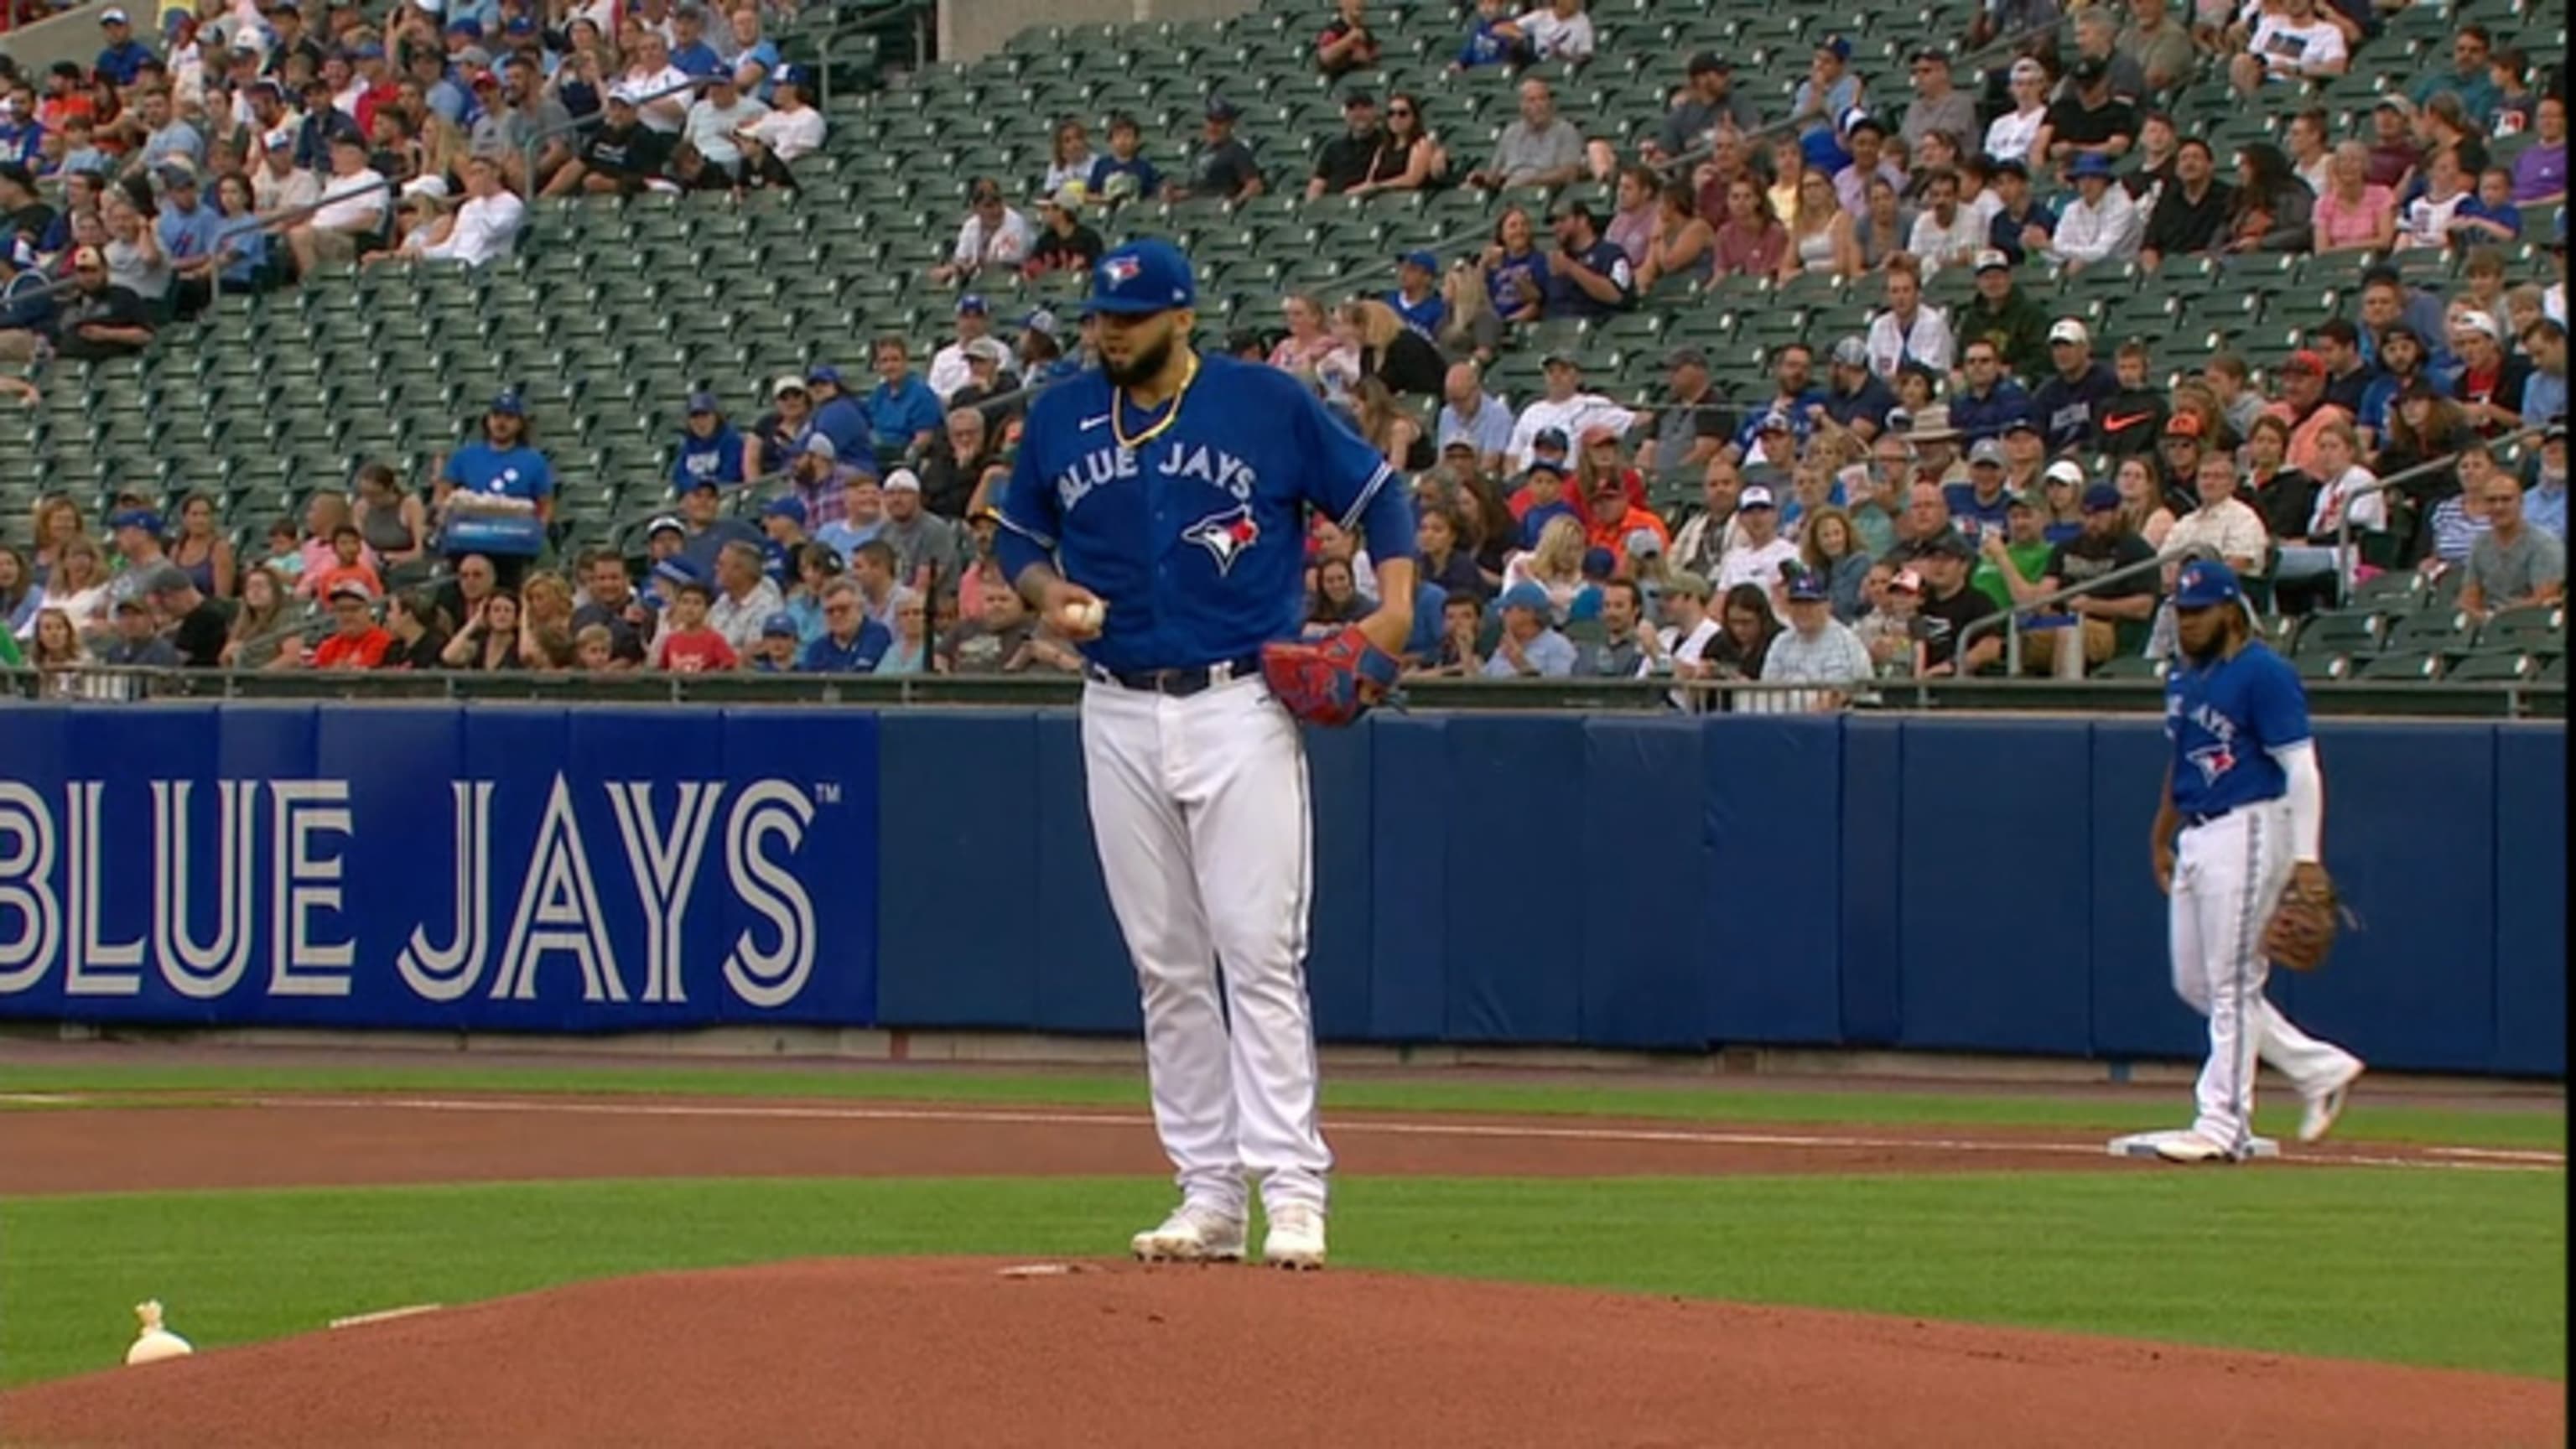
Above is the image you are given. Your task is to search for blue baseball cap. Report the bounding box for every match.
[805,365,844,388]
[760,611,799,638]
[2081,484,2121,512]
[650,556,700,588]
[2070,153,2117,180]
[776,63,812,90]
[107,506,162,535]
[956,293,988,315]
[1399,248,1437,274]
[503,15,536,34]
[685,390,719,414]
[1533,427,1571,452]
[489,388,526,416]
[444,16,481,36]
[1083,238,1197,317]
[647,513,685,537]
[1580,546,1618,579]
[1498,582,1552,614]
[1786,568,1830,603]
[2174,559,2242,609]
[761,496,808,525]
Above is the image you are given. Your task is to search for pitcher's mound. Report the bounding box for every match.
[2,1258,2555,1447]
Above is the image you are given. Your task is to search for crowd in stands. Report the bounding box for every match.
[0,0,2567,705]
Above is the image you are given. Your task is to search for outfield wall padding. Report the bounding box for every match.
[0,704,2558,1077]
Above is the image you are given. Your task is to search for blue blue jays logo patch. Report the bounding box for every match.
[1182,505,1261,575]
[2187,743,2238,786]
[1101,255,1141,287]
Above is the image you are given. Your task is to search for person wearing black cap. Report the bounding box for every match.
[2038,56,2138,181]
[1314,0,1379,79]
[52,245,153,361]
[1305,91,1389,200]
[1158,96,1259,202]
[1909,530,2002,676]
[1542,200,1634,320]
[1657,52,1760,159]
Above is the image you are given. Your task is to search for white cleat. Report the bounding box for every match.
[2299,1062,2364,1144]
[2153,1131,2241,1164]
[1262,1205,1327,1271]
[1130,1205,1245,1264]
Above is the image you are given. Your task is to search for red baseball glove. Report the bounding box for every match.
[1260,626,1402,727]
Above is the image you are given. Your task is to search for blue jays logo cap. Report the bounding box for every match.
[489,388,526,416]
[2070,152,2117,180]
[776,63,811,90]
[685,390,719,414]
[760,611,799,638]
[1786,568,1830,603]
[761,495,808,525]
[956,293,988,315]
[2174,559,2242,609]
[1083,238,1196,317]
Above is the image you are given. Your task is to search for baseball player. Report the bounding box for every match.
[2148,559,2364,1162]
[995,238,1418,1269]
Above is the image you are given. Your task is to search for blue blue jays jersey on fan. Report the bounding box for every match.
[997,353,1415,674]
[2163,641,2310,817]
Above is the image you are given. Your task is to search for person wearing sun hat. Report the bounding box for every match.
[2046,151,2143,273]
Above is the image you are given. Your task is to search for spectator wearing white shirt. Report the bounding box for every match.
[1504,0,1594,63]
[250,125,319,217]
[1714,484,1801,613]
[611,34,697,136]
[929,178,1034,286]
[418,156,527,267]
[738,63,824,188]
[682,68,768,182]
[1655,570,1724,711]
[1504,352,1636,471]
[1865,256,1954,379]
[2229,0,2349,96]
[1985,58,2052,165]
[2161,453,2270,574]
[2047,152,2142,269]
[706,539,787,656]
[926,294,998,402]
[286,132,387,275]
[1748,569,1874,712]
[1904,169,1985,273]
[1436,361,1518,475]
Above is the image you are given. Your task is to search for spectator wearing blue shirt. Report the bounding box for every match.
[1457,0,1514,68]
[95,8,158,88]
[723,8,783,97]
[666,4,728,79]
[438,391,556,579]
[798,579,894,673]
[291,77,365,173]
[0,101,42,169]
[209,174,272,293]
[154,165,226,319]
[132,91,205,180]
[863,338,944,460]
[1950,338,2038,443]
[803,365,876,467]
[2449,168,2524,243]
[756,496,811,584]
[1085,113,1162,206]
[672,390,749,492]
[1387,250,1446,337]
[1483,581,1579,677]
[1543,201,1635,320]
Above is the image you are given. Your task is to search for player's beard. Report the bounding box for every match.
[1102,326,1175,389]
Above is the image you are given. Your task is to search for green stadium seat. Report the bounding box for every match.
[2356,650,2442,681]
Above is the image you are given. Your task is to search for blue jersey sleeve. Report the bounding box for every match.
[993,417,1063,586]
[2246,649,2312,753]
[1291,383,1413,559]
[526,451,555,501]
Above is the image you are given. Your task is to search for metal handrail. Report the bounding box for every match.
[1961,541,2217,677]
[519,72,708,208]
[2328,424,2550,579]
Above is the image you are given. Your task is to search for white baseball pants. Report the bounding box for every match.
[2168,798,2361,1152]
[1079,672,1332,1220]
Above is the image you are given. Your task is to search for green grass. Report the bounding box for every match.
[0,1061,2559,1150]
[2,1172,2560,1389]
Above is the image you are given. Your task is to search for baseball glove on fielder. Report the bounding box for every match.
[1261,626,1402,727]
[2263,872,2350,972]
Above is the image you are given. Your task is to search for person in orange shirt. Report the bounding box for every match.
[1582,477,1670,562]
[309,580,392,668]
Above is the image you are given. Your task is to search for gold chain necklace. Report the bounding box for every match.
[1110,354,1201,453]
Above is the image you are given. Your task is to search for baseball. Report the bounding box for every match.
[1065,600,1107,632]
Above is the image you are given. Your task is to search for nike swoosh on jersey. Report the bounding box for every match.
[1079,413,1112,431]
[2102,411,2156,431]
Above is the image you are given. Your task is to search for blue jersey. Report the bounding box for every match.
[2163,641,2310,818]
[996,353,1416,674]
[799,621,892,673]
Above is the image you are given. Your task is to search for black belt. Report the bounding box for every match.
[2183,805,2239,829]
[1087,654,1264,698]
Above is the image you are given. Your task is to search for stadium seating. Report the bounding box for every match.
[3,0,2565,628]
